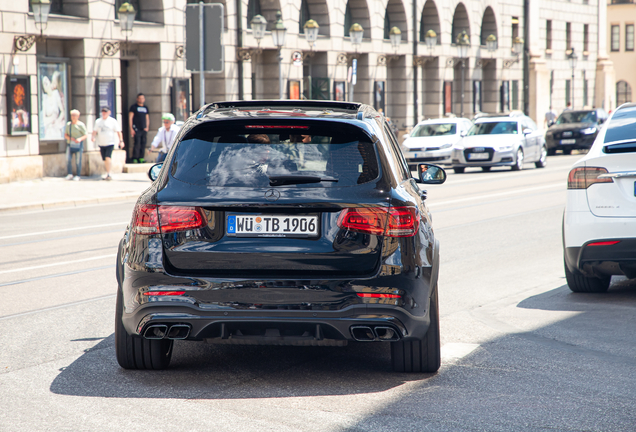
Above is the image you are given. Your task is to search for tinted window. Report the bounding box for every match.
[171,124,379,187]
[556,110,597,124]
[468,121,519,135]
[604,106,636,143]
[410,123,457,137]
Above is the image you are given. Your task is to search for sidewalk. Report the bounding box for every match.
[0,172,152,213]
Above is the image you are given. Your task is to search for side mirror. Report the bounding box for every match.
[460,130,467,137]
[148,163,163,181]
[417,163,447,185]
[598,118,605,124]
[402,134,410,141]
[523,128,533,135]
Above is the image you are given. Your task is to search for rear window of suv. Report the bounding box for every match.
[604,105,636,144]
[171,122,379,187]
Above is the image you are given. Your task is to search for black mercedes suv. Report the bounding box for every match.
[115,101,447,373]
[545,108,608,155]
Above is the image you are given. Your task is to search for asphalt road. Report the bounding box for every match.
[1,155,635,431]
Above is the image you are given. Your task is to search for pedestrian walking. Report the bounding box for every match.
[544,106,557,128]
[563,102,572,112]
[92,106,124,181]
[150,113,180,163]
[129,93,149,163]
[63,109,88,181]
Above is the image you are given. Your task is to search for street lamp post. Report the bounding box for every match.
[31,0,51,37]
[486,34,497,56]
[456,30,470,117]
[568,47,578,109]
[118,2,136,44]
[389,26,401,53]
[271,11,287,99]
[250,14,267,99]
[349,23,363,101]
[304,19,319,99]
[424,29,437,51]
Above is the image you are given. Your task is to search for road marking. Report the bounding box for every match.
[0,254,117,275]
[0,222,128,240]
[0,265,115,288]
[428,182,563,208]
[441,343,480,361]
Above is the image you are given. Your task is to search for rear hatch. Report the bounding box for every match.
[157,119,390,278]
[585,143,636,218]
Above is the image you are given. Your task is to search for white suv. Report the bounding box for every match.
[563,103,636,292]
[401,118,472,168]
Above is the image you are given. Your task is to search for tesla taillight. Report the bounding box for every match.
[567,167,613,189]
[337,206,419,237]
[132,204,207,235]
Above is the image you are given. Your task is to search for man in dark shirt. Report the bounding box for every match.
[129,93,150,163]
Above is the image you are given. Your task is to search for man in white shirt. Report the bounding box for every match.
[92,106,123,180]
[151,113,180,163]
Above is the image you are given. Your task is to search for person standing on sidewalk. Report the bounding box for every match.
[64,109,88,181]
[129,93,149,163]
[92,106,124,181]
[150,113,180,163]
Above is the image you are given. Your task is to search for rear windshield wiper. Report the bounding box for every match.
[269,175,338,186]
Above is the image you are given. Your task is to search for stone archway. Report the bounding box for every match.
[480,6,497,46]
[419,0,440,44]
[344,0,371,38]
[384,0,407,40]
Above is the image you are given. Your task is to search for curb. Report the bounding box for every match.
[0,193,142,214]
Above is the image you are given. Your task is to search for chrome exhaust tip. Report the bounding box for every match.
[144,325,168,339]
[350,326,375,341]
[167,324,191,340]
[374,326,400,341]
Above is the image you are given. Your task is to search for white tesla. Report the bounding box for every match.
[563,103,636,292]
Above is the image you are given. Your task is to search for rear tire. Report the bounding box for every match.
[115,289,173,370]
[453,167,465,174]
[391,287,441,373]
[481,166,491,172]
[511,148,524,171]
[564,259,610,293]
[535,145,548,168]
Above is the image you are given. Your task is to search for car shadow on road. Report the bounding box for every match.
[50,336,434,399]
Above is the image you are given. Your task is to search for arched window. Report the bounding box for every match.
[247,0,262,28]
[344,2,352,36]
[617,80,632,105]
[384,9,391,40]
[30,0,63,14]
[300,0,310,34]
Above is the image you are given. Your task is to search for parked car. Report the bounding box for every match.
[545,108,608,155]
[563,103,636,292]
[401,118,472,169]
[451,113,548,173]
[115,100,447,373]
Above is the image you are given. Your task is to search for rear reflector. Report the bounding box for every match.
[337,206,419,237]
[132,204,207,235]
[356,293,401,298]
[143,291,186,296]
[587,241,621,247]
[567,167,613,189]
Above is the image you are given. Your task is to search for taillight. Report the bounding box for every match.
[132,204,207,235]
[587,241,621,247]
[567,167,613,189]
[337,206,419,237]
[143,291,186,296]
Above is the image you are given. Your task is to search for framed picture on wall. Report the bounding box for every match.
[334,81,346,101]
[171,79,191,123]
[473,80,482,114]
[288,80,301,100]
[374,81,386,113]
[38,62,68,141]
[6,75,31,136]
[443,81,453,115]
[96,79,116,118]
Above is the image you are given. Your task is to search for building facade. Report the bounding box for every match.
[0,0,614,182]
[608,0,635,108]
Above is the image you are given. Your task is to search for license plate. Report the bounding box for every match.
[561,139,576,144]
[227,214,319,238]
[468,153,489,160]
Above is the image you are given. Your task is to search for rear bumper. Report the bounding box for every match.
[564,239,636,278]
[546,134,596,150]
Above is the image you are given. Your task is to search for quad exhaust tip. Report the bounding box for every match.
[144,324,191,340]
[350,325,400,342]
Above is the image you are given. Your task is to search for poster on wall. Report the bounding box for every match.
[473,80,482,114]
[374,81,386,113]
[6,75,31,135]
[96,79,116,118]
[288,80,301,100]
[171,79,191,123]
[38,62,68,140]
[334,81,346,101]
[443,81,453,115]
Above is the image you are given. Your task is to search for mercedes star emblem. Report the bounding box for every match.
[264,189,281,201]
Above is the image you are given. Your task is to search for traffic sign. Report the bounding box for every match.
[292,51,303,66]
[185,3,224,73]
